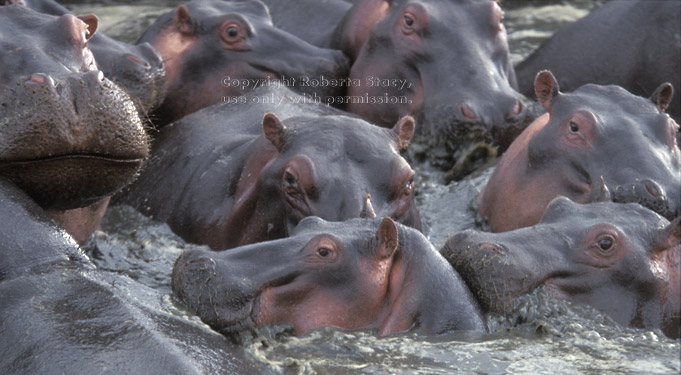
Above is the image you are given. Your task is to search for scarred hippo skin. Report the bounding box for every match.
[138,0,350,125]
[0,5,149,243]
[515,0,681,123]
[173,216,486,337]
[0,178,262,375]
[479,71,681,233]
[2,0,167,112]
[443,198,681,339]
[116,86,422,250]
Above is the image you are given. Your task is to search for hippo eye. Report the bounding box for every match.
[569,121,579,133]
[597,235,615,252]
[222,23,245,44]
[227,26,239,38]
[404,15,414,27]
[404,177,414,195]
[317,247,331,257]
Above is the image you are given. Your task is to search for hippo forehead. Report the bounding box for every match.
[291,216,387,254]
[186,0,271,29]
[541,198,668,230]
[555,85,661,124]
[282,116,400,160]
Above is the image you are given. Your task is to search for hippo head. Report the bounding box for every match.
[257,113,422,234]
[444,198,681,338]
[173,216,485,336]
[139,0,350,125]
[531,71,681,221]
[334,0,530,170]
[0,6,149,210]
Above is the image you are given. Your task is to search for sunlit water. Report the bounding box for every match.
[65,0,681,373]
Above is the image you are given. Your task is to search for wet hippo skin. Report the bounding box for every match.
[137,0,350,126]
[266,0,533,176]
[0,5,149,244]
[515,0,681,124]
[0,177,262,375]
[443,198,681,339]
[116,86,422,250]
[3,0,167,113]
[173,216,486,337]
[479,70,681,232]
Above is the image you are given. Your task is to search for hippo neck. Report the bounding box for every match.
[0,178,85,281]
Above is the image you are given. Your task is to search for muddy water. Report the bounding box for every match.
[65,0,681,373]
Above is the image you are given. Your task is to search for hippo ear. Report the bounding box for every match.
[653,216,681,254]
[173,5,194,35]
[392,116,415,151]
[359,193,377,219]
[649,83,674,113]
[77,14,98,40]
[262,112,286,152]
[376,217,399,260]
[534,70,560,112]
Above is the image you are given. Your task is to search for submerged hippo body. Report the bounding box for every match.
[173,216,486,336]
[138,0,349,125]
[4,0,167,112]
[479,71,681,232]
[0,5,149,243]
[117,86,422,250]
[515,0,681,122]
[332,0,532,175]
[443,198,681,339]
[0,178,260,375]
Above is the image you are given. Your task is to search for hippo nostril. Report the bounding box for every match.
[512,99,523,116]
[126,53,150,68]
[27,73,54,87]
[643,180,662,198]
[479,242,503,254]
[460,103,477,120]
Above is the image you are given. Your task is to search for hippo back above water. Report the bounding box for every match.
[444,198,681,339]
[117,86,422,250]
[479,71,681,232]
[173,216,486,336]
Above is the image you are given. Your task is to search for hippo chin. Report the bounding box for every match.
[173,216,486,337]
[0,5,149,212]
[116,86,422,250]
[138,0,350,125]
[443,198,681,339]
[479,70,681,232]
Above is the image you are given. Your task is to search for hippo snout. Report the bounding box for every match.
[612,179,679,220]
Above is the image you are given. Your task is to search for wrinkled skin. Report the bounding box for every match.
[0,178,260,375]
[479,71,681,232]
[173,216,486,336]
[138,0,350,125]
[330,0,533,176]
[516,0,681,124]
[0,5,149,243]
[117,86,422,250]
[3,0,167,112]
[443,198,681,339]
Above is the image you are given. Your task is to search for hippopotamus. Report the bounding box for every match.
[515,0,681,124]
[479,70,681,232]
[137,0,350,125]
[442,198,681,338]
[2,0,167,112]
[0,177,261,374]
[116,86,422,250]
[0,5,149,244]
[264,0,533,176]
[173,216,486,336]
